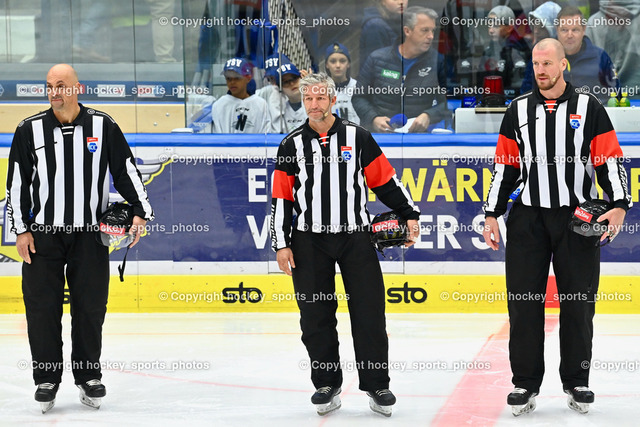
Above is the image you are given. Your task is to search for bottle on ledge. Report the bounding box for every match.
[607,91,619,107]
[619,91,630,107]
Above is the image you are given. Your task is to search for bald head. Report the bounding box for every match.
[533,38,566,62]
[46,64,81,120]
[532,38,567,95]
[47,64,79,84]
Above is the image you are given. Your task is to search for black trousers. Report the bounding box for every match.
[505,204,599,393]
[291,230,390,391]
[22,229,109,385]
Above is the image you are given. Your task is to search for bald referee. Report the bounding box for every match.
[6,64,153,412]
[483,39,631,415]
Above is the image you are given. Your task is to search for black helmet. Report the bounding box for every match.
[569,199,611,237]
[370,211,408,254]
[97,202,135,249]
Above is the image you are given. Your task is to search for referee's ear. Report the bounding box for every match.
[330,95,336,108]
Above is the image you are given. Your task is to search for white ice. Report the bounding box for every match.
[1,313,639,426]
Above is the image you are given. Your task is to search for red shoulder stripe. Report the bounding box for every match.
[591,130,622,167]
[272,169,295,201]
[494,135,520,168]
[364,153,395,189]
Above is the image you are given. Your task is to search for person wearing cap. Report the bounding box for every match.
[257,53,296,134]
[324,43,360,124]
[480,5,531,98]
[353,6,450,133]
[265,62,308,133]
[211,57,271,133]
[556,6,620,102]
[5,63,153,411]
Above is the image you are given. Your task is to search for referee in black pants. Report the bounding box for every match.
[271,72,419,416]
[483,39,631,415]
[6,64,153,411]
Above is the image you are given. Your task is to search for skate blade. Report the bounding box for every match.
[40,399,55,414]
[567,397,589,414]
[79,392,102,409]
[369,398,392,417]
[316,396,341,416]
[511,397,536,416]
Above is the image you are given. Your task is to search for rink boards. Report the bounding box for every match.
[0,136,639,314]
[0,274,639,314]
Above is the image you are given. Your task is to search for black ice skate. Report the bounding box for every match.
[507,388,537,416]
[367,389,396,417]
[564,386,594,414]
[35,383,59,414]
[77,379,106,409]
[311,386,341,416]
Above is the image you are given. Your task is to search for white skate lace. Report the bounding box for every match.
[316,386,333,395]
[512,387,528,395]
[375,389,392,396]
[573,386,591,393]
[38,383,56,390]
[86,379,102,387]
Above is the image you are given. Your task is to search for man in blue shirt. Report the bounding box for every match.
[556,6,620,101]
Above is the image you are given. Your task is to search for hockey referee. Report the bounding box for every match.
[6,64,153,412]
[483,39,632,416]
[270,72,420,417]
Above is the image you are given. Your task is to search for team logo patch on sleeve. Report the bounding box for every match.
[570,114,582,129]
[86,137,99,153]
[341,146,352,161]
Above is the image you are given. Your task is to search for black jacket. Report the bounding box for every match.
[353,43,451,131]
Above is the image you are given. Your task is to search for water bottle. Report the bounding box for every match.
[607,92,619,107]
[619,91,630,107]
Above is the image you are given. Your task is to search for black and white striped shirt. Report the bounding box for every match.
[270,116,419,251]
[484,83,632,217]
[6,104,153,234]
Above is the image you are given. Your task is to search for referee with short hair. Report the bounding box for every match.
[483,39,631,415]
[6,63,153,411]
[271,72,419,417]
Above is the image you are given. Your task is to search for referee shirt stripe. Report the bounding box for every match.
[554,102,571,206]
[73,126,84,225]
[89,116,103,224]
[294,135,308,232]
[32,120,49,225]
[310,138,323,230]
[345,125,357,229]
[573,95,588,202]
[517,99,532,206]
[329,133,340,229]
[535,105,550,208]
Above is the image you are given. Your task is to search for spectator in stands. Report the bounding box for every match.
[438,0,528,93]
[586,0,640,90]
[556,6,620,100]
[257,53,291,133]
[521,1,562,92]
[324,43,360,124]
[211,58,271,133]
[272,63,308,133]
[353,6,450,133]
[480,5,531,98]
[360,0,408,72]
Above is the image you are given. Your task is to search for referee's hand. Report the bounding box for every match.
[129,215,147,248]
[16,231,36,264]
[483,217,501,251]
[277,248,296,276]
